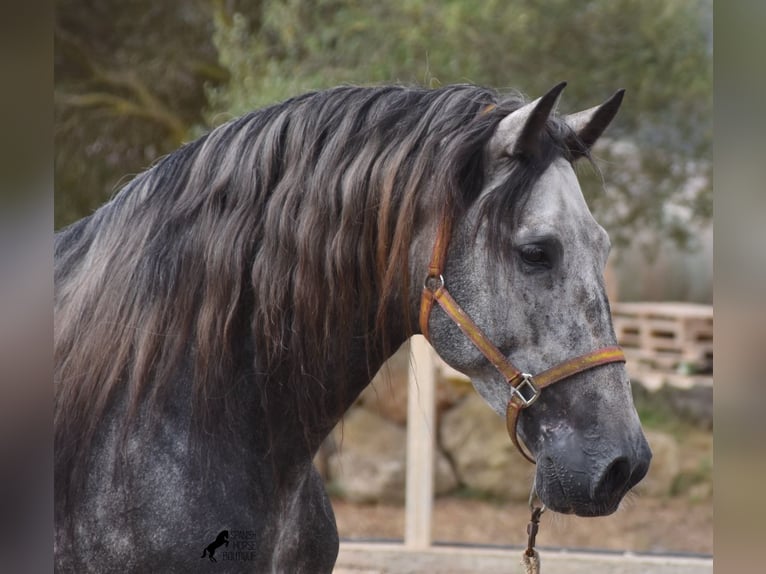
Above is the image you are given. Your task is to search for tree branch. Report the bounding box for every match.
[55,26,188,144]
[56,91,187,143]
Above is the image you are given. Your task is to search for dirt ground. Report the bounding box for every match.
[332,428,713,556]
[332,495,712,556]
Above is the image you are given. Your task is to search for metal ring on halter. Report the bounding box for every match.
[424,274,444,292]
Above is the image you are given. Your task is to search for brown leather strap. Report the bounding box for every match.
[425,284,523,384]
[420,217,626,463]
[419,217,452,341]
[506,346,626,462]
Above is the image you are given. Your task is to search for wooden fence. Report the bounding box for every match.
[334,303,713,572]
[401,302,713,547]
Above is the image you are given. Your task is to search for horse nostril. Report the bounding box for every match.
[593,456,632,501]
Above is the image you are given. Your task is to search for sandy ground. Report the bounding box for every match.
[333,424,713,557]
[332,495,712,556]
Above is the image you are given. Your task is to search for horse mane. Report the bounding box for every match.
[54,84,578,507]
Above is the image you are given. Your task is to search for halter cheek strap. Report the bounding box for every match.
[419,218,626,463]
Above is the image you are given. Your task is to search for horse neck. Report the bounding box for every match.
[263,315,410,460]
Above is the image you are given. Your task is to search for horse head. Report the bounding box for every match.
[418,83,651,516]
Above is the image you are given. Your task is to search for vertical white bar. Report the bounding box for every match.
[404,335,436,549]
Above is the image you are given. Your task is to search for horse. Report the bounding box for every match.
[201,530,229,562]
[54,82,651,573]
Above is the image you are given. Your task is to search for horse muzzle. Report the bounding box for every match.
[534,432,652,517]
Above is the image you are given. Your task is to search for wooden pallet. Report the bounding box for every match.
[611,302,713,375]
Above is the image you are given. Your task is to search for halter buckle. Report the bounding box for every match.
[511,373,540,408]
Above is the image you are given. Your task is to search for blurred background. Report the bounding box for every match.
[53,0,713,561]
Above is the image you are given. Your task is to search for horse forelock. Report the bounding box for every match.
[54,84,575,508]
[474,115,591,272]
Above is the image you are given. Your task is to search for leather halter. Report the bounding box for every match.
[419,216,626,463]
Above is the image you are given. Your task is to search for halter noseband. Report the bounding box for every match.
[419,216,625,463]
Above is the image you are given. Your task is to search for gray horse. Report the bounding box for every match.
[54,83,650,572]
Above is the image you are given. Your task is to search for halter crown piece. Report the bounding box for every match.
[419,216,626,463]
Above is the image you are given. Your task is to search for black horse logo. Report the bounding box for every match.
[201,530,229,562]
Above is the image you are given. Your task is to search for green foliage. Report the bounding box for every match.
[633,387,684,434]
[670,456,712,498]
[199,0,712,248]
[55,0,712,249]
[324,480,347,500]
[54,0,222,228]
[452,485,507,504]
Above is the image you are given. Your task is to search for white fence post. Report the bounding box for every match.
[404,335,436,549]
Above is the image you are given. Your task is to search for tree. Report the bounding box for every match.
[54,0,228,227]
[55,0,712,251]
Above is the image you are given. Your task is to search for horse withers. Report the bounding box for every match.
[55,83,650,572]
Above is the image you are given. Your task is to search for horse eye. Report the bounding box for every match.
[519,244,551,268]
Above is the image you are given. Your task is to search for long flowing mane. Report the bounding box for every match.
[54,84,579,508]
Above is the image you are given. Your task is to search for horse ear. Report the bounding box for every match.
[491,81,567,159]
[565,89,625,159]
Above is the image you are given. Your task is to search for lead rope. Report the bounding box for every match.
[522,486,546,574]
